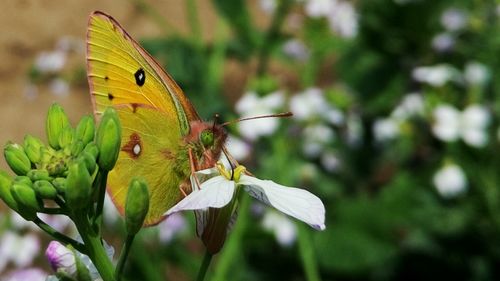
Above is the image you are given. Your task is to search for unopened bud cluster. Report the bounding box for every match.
[0,104,122,219]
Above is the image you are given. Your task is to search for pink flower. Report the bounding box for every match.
[45,241,76,276]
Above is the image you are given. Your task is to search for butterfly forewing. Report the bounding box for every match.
[86,11,199,225]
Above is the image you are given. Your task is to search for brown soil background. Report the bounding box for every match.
[0,0,266,171]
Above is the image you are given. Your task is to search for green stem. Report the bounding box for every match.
[93,170,108,234]
[74,212,116,281]
[115,234,135,281]
[256,0,293,78]
[197,251,213,281]
[211,195,250,281]
[34,217,86,254]
[186,0,202,45]
[297,223,321,281]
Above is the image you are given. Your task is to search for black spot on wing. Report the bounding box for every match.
[134,68,145,86]
[108,93,114,100]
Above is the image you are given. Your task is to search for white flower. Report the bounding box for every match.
[432,33,455,52]
[460,104,490,147]
[165,162,326,231]
[236,91,285,141]
[433,164,467,198]
[259,0,277,14]
[441,8,467,32]
[262,211,297,247]
[327,0,358,38]
[34,50,66,73]
[290,88,344,125]
[321,151,341,172]
[433,104,491,147]
[283,39,310,61]
[49,78,70,97]
[158,213,187,243]
[373,118,400,142]
[226,134,251,161]
[302,124,335,157]
[412,64,461,86]
[432,104,461,142]
[0,231,40,272]
[464,61,489,86]
[391,93,424,120]
[346,112,363,147]
[305,0,335,18]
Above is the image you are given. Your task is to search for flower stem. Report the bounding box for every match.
[186,0,202,46]
[197,251,213,281]
[256,0,293,78]
[297,223,321,281]
[74,212,116,281]
[115,234,135,281]
[93,170,108,234]
[34,217,86,254]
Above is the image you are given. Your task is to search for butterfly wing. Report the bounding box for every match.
[87,11,198,225]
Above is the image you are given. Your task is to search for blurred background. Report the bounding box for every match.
[1,0,500,280]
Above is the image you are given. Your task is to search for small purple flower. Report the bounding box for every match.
[159,213,187,243]
[45,241,76,276]
[3,268,47,281]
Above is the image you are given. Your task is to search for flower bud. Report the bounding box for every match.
[70,140,85,157]
[23,135,44,164]
[4,143,31,176]
[96,108,121,171]
[46,241,77,276]
[125,178,149,235]
[58,126,74,149]
[83,143,99,159]
[34,180,58,199]
[46,103,70,149]
[11,182,41,220]
[65,160,92,210]
[0,170,20,211]
[75,115,95,146]
[27,169,52,181]
[52,177,67,194]
[14,175,33,186]
[79,152,97,175]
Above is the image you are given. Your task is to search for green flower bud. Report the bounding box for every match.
[79,152,97,175]
[83,143,99,160]
[125,178,149,235]
[70,140,85,157]
[33,180,58,199]
[12,182,41,221]
[0,170,20,211]
[14,175,33,186]
[46,103,70,149]
[23,135,44,164]
[75,115,95,146]
[58,126,74,149]
[27,169,52,181]
[4,143,31,175]
[52,177,67,194]
[96,108,121,171]
[65,160,92,210]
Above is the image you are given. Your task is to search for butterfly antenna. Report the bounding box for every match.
[212,113,220,130]
[221,112,293,127]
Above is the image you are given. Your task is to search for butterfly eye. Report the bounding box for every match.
[200,130,214,147]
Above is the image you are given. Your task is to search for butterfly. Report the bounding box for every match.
[86,11,232,227]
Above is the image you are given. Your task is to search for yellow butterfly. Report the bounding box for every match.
[86,11,229,226]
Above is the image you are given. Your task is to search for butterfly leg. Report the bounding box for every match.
[188,148,203,190]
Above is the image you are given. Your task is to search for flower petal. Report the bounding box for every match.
[164,176,235,216]
[239,175,325,230]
